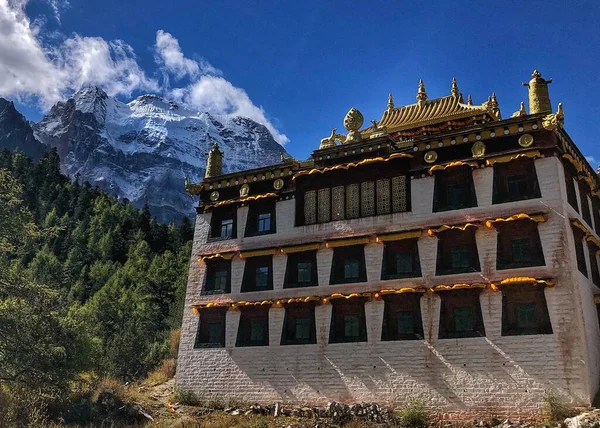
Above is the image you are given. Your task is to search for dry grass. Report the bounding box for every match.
[146,358,177,386]
[170,328,181,358]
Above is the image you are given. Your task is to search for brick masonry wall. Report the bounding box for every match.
[176,155,600,418]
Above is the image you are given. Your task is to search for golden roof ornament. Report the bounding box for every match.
[467,94,473,105]
[542,102,564,130]
[343,107,364,143]
[511,101,527,118]
[205,142,224,178]
[319,128,345,149]
[523,69,553,114]
[387,93,394,110]
[451,77,460,98]
[416,79,427,106]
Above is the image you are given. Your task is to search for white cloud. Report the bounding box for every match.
[0,2,287,144]
[170,76,289,144]
[586,155,599,170]
[46,0,69,24]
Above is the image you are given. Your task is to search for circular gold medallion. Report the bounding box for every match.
[471,141,486,157]
[210,191,219,202]
[518,133,534,147]
[273,178,284,190]
[424,150,438,163]
[240,184,250,197]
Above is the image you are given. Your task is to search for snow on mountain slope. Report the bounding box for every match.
[32,87,286,222]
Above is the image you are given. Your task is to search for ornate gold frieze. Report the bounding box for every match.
[485,213,546,228]
[292,153,412,180]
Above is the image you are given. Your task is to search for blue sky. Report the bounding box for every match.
[3,0,600,164]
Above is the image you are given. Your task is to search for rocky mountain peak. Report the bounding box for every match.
[0,98,46,159]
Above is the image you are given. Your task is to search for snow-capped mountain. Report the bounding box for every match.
[32,87,287,222]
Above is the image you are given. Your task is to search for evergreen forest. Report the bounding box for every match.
[0,149,194,424]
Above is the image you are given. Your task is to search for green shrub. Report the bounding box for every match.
[542,390,574,421]
[398,398,429,428]
[172,388,200,406]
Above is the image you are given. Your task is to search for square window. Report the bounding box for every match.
[207,322,223,344]
[517,302,537,329]
[395,252,413,274]
[447,183,467,209]
[453,307,473,332]
[511,238,531,263]
[450,246,470,269]
[250,320,265,342]
[344,259,360,280]
[220,219,233,237]
[257,213,271,232]
[255,266,269,289]
[295,317,310,340]
[344,315,360,337]
[213,270,228,291]
[396,311,415,335]
[297,262,312,283]
[506,175,528,199]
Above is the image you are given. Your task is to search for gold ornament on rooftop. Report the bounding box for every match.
[343,107,364,143]
[542,103,564,131]
[511,101,527,118]
[319,128,346,149]
[240,184,250,197]
[387,93,394,110]
[273,178,284,190]
[451,77,460,98]
[416,79,427,105]
[205,143,224,178]
[210,191,219,201]
[524,69,553,114]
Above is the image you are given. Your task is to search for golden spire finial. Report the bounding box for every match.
[205,142,224,178]
[467,94,473,105]
[524,69,553,114]
[490,93,499,108]
[387,93,394,110]
[451,77,460,98]
[416,79,427,105]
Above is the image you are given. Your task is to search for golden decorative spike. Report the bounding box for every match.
[451,77,460,98]
[387,93,394,110]
[416,79,427,105]
[511,101,527,118]
[467,94,473,105]
[523,69,553,114]
[490,93,499,108]
[542,102,564,130]
[205,143,224,178]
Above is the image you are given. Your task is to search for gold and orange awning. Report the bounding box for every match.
[209,192,279,208]
[431,283,487,292]
[280,243,321,254]
[376,230,422,242]
[325,236,370,248]
[427,223,478,236]
[485,150,541,166]
[490,277,554,291]
[485,213,545,228]
[239,248,278,258]
[428,160,478,175]
[198,253,236,263]
[292,153,412,180]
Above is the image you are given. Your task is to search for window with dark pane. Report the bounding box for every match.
[436,228,480,275]
[245,200,276,236]
[496,219,545,270]
[284,250,318,288]
[381,293,423,341]
[572,225,588,277]
[500,284,552,336]
[438,288,486,339]
[241,255,273,292]
[329,298,367,343]
[203,259,231,295]
[579,182,593,226]
[210,206,236,239]
[194,307,227,348]
[588,241,600,286]
[433,166,477,212]
[236,306,270,347]
[593,198,600,233]
[492,157,541,204]
[563,161,579,211]
[330,245,367,284]
[381,238,422,280]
